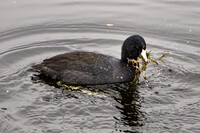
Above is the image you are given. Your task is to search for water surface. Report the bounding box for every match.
[0,0,200,132]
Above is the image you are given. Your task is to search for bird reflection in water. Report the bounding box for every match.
[113,83,145,131]
[32,74,145,132]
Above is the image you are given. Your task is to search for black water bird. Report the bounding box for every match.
[32,35,147,85]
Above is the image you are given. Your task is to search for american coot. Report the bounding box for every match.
[32,35,147,85]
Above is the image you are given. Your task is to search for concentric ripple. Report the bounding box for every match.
[1,0,200,132]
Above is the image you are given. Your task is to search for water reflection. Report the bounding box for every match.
[113,83,145,131]
[32,73,145,132]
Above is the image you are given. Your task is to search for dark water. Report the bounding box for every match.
[0,0,200,132]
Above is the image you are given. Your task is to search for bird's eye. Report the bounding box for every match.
[142,45,146,50]
[136,46,139,50]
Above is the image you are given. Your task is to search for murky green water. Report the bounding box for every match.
[0,0,200,132]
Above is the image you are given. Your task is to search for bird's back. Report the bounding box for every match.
[32,51,135,85]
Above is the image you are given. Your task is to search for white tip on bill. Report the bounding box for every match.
[141,49,148,62]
